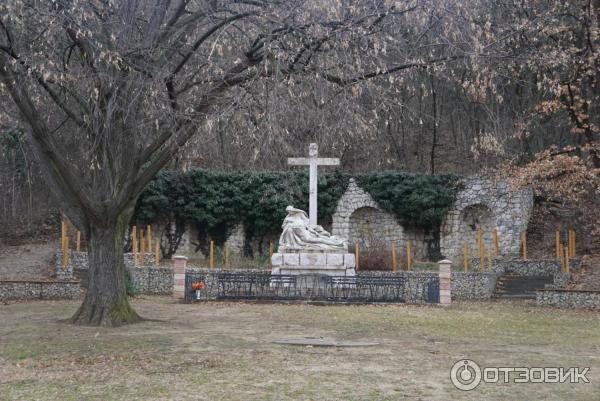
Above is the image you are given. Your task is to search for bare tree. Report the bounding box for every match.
[0,0,470,326]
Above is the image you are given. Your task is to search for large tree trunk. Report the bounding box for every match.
[69,211,141,327]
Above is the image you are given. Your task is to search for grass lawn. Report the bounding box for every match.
[0,297,598,400]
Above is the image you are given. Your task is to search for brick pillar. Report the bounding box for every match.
[173,255,188,300]
[438,259,452,306]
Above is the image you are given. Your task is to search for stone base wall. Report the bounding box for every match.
[468,258,579,277]
[271,252,356,276]
[0,280,80,302]
[451,272,497,299]
[56,250,156,278]
[127,267,173,295]
[537,289,600,310]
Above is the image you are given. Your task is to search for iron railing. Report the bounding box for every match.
[185,271,440,304]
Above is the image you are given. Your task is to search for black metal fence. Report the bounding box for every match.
[185,271,440,304]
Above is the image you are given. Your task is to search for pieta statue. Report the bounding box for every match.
[278,206,347,252]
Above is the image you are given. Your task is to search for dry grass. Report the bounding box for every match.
[0,298,599,400]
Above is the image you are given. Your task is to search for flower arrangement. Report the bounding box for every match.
[191,281,204,291]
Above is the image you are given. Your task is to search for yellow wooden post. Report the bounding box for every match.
[61,220,66,249]
[564,246,570,273]
[140,229,145,265]
[463,242,469,272]
[555,230,561,259]
[268,240,274,269]
[406,241,412,271]
[487,248,492,272]
[569,230,576,257]
[155,239,160,266]
[209,240,214,269]
[493,229,499,256]
[224,241,229,269]
[355,243,360,271]
[522,233,528,260]
[391,240,397,271]
[480,242,485,272]
[132,226,138,266]
[76,230,81,252]
[147,225,152,258]
[63,236,69,267]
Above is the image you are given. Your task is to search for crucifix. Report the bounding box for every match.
[288,143,340,226]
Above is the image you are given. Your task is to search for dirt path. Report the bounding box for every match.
[0,242,56,280]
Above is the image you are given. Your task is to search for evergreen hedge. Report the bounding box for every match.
[134,170,460,241]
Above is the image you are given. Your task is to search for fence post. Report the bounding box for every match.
[355,243,360,272]
[268,240,274,270]
[209,240,214,269]
[493,229,499,256]
[438,259,451,306]
[147,225,152,257]
[140,229,145,266]
[479,236,485,273]
[155,239,160,266]
[521,232,528,260]
[76,231,81,252]
[224,241,229,269]
[555,230,561,259]
[61,220,66,252]
[391,240,397,271]
[132,226,137,266]
[173,255,188,300]
[568,229,576,257]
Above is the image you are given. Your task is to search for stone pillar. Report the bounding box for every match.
[438,259,452,306]
[173,255,188,300]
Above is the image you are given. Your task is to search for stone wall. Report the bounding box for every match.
[55,249,156,279]
[440,177,534,260]
[451,272,497,299]
[331,179,427,258]
[0,280,80,302]
[127,267,173,295]
[536,289,600,310]
[468,258,575,276]
[468,258,577,288]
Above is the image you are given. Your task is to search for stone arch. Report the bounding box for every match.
[348,206,393,249]
[459,203,494,254]
[331,179,380,240]
[440,177,534,260]
[331,179,426,259]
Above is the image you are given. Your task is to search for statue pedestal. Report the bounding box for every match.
[271,252,356,277]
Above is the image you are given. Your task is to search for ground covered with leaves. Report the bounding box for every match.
[0,298,598,400]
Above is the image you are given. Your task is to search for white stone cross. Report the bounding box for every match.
[288,143,340,226]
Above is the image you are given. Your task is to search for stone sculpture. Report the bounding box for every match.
[278,206,347,252]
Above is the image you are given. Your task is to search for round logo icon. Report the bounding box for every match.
[450,359,482,391]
